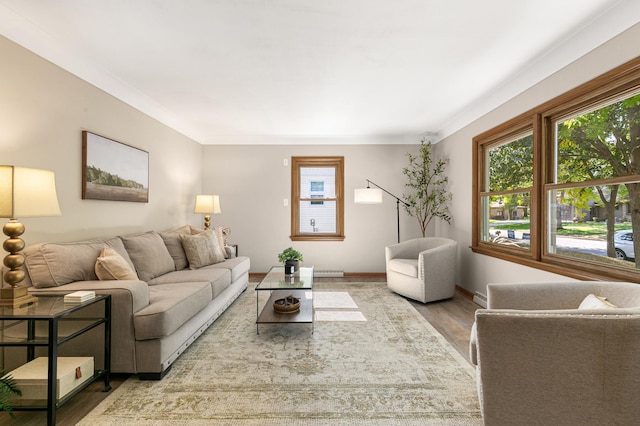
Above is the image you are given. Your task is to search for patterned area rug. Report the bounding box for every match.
[78,282,482,425]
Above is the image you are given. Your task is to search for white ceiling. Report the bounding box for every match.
[1,0,638,145]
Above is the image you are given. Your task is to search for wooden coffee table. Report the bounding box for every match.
[255,266,314,334]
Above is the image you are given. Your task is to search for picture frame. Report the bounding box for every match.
[82,131,149,202]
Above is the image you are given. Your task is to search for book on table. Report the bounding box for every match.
[64,290,95,304]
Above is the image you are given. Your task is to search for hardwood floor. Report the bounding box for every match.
[0,279,479,425]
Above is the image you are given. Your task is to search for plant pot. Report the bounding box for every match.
[284,260,299,275]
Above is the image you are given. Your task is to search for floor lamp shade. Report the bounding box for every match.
[354,188,383,204]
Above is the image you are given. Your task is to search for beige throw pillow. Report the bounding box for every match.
[95,246,139,280]
[578,293,618,309]
[180,230,226,269]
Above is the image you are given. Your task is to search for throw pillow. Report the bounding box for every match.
[95,246,139,280]
[578,293,618,309]
[180,230,226,269]
[121,231,176,281]
[190,226,228,258]
[160,225,191,270]
[213,227,228,258]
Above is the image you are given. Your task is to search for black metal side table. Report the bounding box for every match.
[0,294,111,425]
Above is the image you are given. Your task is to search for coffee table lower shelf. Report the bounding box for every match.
[256,289,313,334]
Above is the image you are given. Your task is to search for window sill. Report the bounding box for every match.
[291,235,345,242]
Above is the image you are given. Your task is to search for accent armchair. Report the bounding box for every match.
[385,237,458,303]
[470,281,640,425]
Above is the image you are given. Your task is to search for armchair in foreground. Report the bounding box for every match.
[470,281,640,425]
[385,237,457,303]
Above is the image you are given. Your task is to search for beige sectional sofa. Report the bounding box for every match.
[15,225,249,379]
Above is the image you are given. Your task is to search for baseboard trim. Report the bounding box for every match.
[456,285,474,300]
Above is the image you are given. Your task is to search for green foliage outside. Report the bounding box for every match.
[85,165,144,189]
[492,220,632,239]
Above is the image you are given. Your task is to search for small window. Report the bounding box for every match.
[291,157,344,241]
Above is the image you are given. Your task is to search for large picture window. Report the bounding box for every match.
[291,157,344,241]
[473,56,640,282]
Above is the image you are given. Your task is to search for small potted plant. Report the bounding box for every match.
[277,247,303,275]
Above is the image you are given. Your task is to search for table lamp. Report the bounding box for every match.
[1,166,61,307]
[194,194,221,230]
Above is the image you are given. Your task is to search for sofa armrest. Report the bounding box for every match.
[27,280,150,373]
[29,279,150,313]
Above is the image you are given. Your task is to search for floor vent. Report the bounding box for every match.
[473,292,488,308]
[314,269,345,278]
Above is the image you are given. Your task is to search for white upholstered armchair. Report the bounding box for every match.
[470,281,640,425]
[385,237,458,303]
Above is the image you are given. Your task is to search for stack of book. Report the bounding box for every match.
[63,291,95,304]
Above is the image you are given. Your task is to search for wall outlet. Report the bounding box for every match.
[283,158,288,166]
[283,198,288,206]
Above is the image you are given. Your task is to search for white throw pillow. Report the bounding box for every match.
[578,293,618,309]
[95,246,139,280]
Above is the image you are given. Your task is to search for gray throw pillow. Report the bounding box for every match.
[121,231,175,281]
[160,225,191,270]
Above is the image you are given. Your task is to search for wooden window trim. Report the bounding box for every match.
[472,55,640,283]
[291,156,345,241]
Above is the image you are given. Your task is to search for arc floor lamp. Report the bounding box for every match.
[354,179,410,243]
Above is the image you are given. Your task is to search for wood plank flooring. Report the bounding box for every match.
[0,278,479,425]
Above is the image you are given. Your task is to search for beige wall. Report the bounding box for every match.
[202,143,426,272]
[0,35,203,256]
[436,22,640,295]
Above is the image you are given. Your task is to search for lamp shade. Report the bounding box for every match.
[354,188,383,204]
[0,166,61,218]
[194,194,221,214]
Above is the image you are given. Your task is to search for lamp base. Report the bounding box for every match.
[0,286,38,308]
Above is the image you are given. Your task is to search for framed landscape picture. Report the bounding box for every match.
[82,131,149,202]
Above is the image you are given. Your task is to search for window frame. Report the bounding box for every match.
[291,156,345,241]
[472,56,640,282]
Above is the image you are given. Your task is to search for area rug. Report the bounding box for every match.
[314,310,367,322]
[313,291,359,309]
[78,282,482,425]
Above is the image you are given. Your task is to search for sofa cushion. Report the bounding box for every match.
[134,282,212,340]
[191,226,228,258]
[121,231,176,282]
[159,225,191,271]
[201,256,250,284]
[180,230,226,269]
[95,246,139,280]
[24,237,134,288]
[387,258,419,277]
[148,267,231,299]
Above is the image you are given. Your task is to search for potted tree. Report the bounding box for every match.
[403,139,452,236]
[277,247,303,275]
